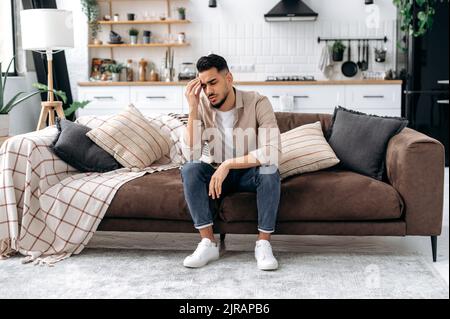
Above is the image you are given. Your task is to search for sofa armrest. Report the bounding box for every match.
[386,128,445,235]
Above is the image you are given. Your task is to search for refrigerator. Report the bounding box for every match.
[402,1,449,166]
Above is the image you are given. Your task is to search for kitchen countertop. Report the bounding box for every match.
[78,79,403,86]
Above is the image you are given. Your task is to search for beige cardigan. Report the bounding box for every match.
[182,88,282,167]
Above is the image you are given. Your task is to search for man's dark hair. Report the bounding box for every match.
[196,54,229,73]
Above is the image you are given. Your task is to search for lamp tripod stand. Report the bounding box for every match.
[36,50,66,131]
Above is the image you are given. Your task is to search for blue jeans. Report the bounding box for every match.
[180,161,281,233]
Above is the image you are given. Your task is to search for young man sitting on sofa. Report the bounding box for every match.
[181,54,282,271]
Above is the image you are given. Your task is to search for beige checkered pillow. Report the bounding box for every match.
[86,105,172,169]
[279,121,340,180]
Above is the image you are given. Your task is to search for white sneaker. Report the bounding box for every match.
[183,238,220,268]
[255,240,278,271]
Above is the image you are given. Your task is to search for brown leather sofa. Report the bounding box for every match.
[100,112,445,262]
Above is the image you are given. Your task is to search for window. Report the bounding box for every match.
[0,0,16,75]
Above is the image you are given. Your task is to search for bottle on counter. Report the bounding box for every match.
[150,68,159,81]
[126,59,134,82]
[138,58,148,81]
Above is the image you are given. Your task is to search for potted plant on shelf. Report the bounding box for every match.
[81,0,102,45]
[1,58,67,136]
[332,40,346,62]
[177,7,186,20]
[129,28,139,45]
[106,63,125,82]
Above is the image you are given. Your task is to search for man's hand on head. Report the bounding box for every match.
[185,78,202,113]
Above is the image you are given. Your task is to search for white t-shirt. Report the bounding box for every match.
[214,108,236,163]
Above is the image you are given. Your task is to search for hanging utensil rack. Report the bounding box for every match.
[317,36,388,43]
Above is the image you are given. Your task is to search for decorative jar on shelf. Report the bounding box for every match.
[150,68,159,81]
[177,32,186,44]
[143,30,151,44]
[126,59,134,82]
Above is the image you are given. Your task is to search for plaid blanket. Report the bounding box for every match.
[0,114,186,265]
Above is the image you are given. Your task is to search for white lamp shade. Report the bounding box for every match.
[20,9,74,51]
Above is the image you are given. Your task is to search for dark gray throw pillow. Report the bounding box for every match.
[327,106,408,180]
[50,118,122,172]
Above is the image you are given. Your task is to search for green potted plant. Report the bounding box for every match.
[177,7,186,20]
[1,58,67,136]
[332,40,346,62]
[64,101,91,117]
[81,0,102,45]
[129,28,139,45]
[393,0,436,51]
[106,63,125,81]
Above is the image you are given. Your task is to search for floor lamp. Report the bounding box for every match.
[20,9,74,131]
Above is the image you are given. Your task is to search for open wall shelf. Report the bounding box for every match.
[87,0,191,80]
[88,43,190,48]
[98,19,191,25]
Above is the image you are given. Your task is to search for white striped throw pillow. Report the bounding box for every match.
[279,121,340,180]
[86,105,172,169]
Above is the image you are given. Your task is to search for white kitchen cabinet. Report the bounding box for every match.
[77,85,184,117]
[130,86,184,114]
[238,84,400,116]
[77,87,130,117]
[271,85,342,113]
[234,85,277,107]
[345,85,401,117]
[77,83,402,117]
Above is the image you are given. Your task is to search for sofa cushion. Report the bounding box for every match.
[220,169,404,222]
[86,104,172,169]
[279,121,340,180]
[105,167,193,221]
[326,106,408,180]
[50,118,122,172]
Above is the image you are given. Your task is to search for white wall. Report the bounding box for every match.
[58,0,397,100]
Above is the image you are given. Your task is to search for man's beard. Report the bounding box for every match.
[209,89,230,109]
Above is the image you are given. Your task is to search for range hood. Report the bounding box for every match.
[264,0,318,22]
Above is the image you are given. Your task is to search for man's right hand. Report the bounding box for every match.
[185,78,202,113]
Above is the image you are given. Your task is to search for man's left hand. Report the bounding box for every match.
[209,162,230,199]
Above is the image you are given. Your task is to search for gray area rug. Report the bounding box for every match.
[0,248,448,299]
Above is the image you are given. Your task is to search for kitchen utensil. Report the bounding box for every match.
[366,40,370,69]
[357,40,362,69]
[361,40,368,71]
[360,40,365,70]
[341,40,358,77]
